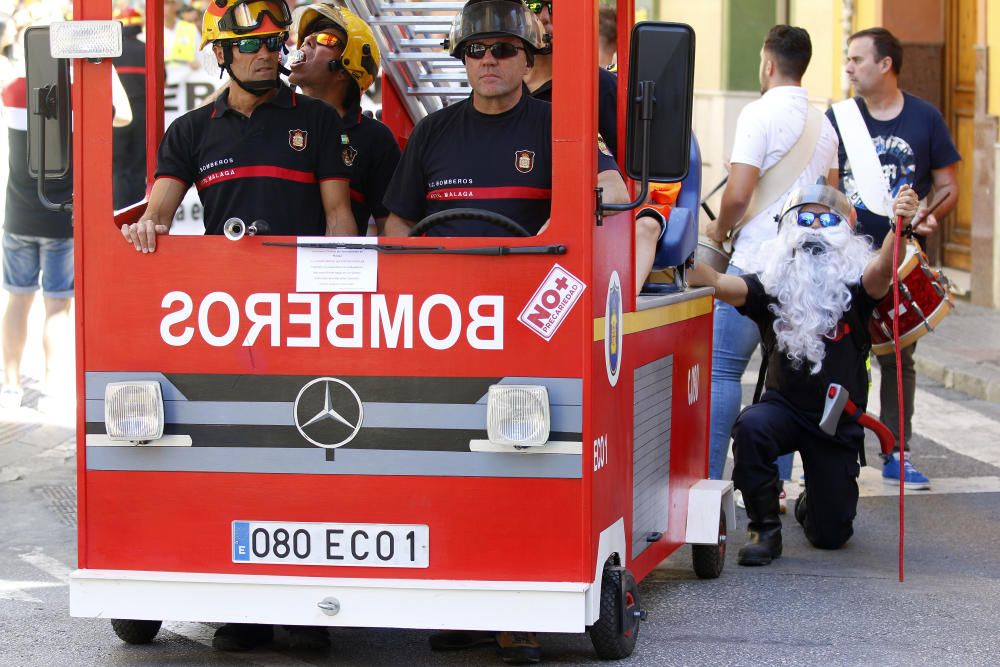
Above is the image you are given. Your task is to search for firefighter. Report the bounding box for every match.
[383,0,663,296]
[523,0,618,159]
[288,2,401,235]
[687,182,918,566]
[112,6,147,209]
[121,0,357,254]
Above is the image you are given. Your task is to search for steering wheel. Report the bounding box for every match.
[408,207,532,237]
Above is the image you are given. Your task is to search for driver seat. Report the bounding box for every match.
[641,134,701,294]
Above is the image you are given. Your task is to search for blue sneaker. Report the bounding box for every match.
[882,454,931,490]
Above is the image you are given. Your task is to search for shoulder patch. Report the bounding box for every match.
[597,133,612,157]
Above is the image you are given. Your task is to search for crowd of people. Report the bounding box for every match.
[0,0,961,663]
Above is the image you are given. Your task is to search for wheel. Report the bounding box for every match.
[794,489,808,527]
[111,619,162,644]
[588,563,642,660]
[408,207,531,237]
[692,505,727,579]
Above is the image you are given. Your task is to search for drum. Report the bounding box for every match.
[695,236,731,273]
[869,239,954,356]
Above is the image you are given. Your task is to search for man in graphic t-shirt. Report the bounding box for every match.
[826,27,960,491]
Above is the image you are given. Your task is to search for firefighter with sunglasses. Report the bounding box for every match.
[383,0,628,244]
[121,0,357,254]
[289,3,401,235]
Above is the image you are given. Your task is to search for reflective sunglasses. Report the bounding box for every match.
[525,1,553,15]
[233,34,285,54]
[312,32,343,49]
[796,210,844,228]
[463,41,526,60]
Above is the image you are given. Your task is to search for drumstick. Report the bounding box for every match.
[911,191,950,226]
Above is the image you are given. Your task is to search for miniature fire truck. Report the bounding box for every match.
[25,0,732,659]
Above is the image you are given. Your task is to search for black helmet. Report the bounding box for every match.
[447,0,547,58]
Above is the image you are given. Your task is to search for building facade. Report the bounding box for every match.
[659,0,1000,307]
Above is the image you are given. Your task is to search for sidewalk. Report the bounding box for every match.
[912,294,1000,403]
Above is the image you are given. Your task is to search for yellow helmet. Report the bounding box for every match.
[295,3,381,91]
[201,0,293,49]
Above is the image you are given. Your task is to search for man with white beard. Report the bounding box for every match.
[689,181,918,566]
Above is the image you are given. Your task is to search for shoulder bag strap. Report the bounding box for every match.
[732,105,826,239]
[831,98,892,217]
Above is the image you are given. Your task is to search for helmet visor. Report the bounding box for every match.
[778,184,854,226]
[219,0,292,35]
[450,0,546,55]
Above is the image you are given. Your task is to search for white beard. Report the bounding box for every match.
[757,222,874,374]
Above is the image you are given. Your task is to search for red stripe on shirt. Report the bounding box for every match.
[350,189,366,203]
[196,166,317,190]
[115,66,146,75]
[426,186,552,201]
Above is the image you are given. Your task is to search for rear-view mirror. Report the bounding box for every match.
[24,26,71,179]
[625,22,695,182]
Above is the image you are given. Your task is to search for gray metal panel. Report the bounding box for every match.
[86,447,582,479]
[632,356,673,558]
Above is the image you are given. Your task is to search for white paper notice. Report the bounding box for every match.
[295,237,378,293]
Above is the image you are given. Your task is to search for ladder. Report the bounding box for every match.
[343,0,470,124]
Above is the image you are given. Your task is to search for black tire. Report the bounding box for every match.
[111,619,162,644]
[692,506,727,579]
[588,564,641,660]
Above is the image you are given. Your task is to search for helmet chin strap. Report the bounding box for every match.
[220,43,286,96]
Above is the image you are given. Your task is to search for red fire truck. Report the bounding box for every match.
[25,0,733,659]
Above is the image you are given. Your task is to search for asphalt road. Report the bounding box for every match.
[1,370,998,666]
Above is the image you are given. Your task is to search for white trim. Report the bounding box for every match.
[468,439,583,455]
[685,479,735,545]
[70,570,590,632]
[85,434,193,447]
[585,517,626,625]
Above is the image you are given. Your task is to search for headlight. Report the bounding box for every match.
[49,21,123,59]
[486,385,550,448]
[104,381,164,442]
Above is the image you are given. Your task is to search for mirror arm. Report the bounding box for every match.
[33,85,72,214]
[598,80,655,222]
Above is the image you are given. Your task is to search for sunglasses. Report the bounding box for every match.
[525,1,553,15]
[232,34,285,54]
[796,211,844,228]
[464,41,526,60]
[312,32,343,49]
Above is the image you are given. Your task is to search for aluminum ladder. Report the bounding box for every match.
[343,0,470,124]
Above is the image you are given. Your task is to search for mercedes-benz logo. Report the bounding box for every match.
[293,377,364,449]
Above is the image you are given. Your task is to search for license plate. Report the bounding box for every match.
[232,521,429,568]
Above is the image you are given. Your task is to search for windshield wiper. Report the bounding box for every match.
[263,242,567,256]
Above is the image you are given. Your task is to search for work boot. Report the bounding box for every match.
[737,485,783,566]
[496,631,542,664]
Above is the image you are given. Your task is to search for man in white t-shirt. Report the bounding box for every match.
[703,25,840,498]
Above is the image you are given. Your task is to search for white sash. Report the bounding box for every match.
[831,98,892,217]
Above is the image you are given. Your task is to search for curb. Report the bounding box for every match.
[915,350,1000,404]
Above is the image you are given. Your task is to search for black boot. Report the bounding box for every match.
[738,485,783,566]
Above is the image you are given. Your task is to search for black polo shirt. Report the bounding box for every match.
[337,106,401,234]
[155,84,349,236]
[531,67,618,159]
[384,90,617,237]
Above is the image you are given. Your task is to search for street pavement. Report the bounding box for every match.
[1,292,1000,665]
